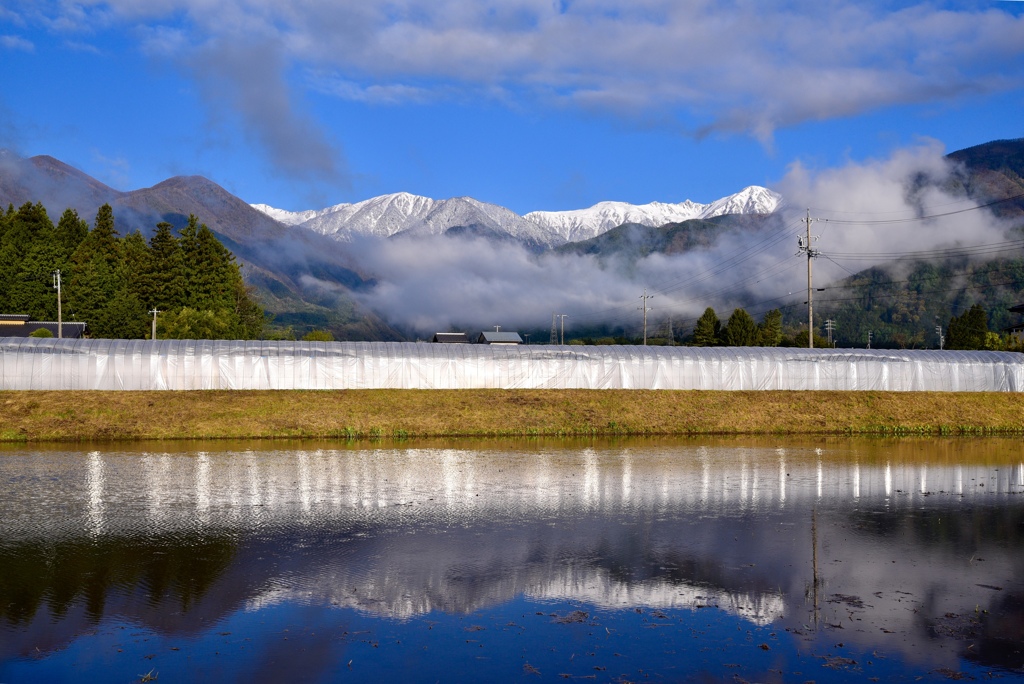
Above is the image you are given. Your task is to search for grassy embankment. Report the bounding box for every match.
[1,389,1023,442]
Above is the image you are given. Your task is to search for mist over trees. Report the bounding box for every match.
[0,202,264,339]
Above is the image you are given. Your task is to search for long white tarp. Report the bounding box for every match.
[1,338,1022,391]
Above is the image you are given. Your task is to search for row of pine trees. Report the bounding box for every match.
[691,307,784,346]
[0,202,264,339]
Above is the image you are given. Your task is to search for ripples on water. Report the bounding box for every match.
[0,438,1022,682]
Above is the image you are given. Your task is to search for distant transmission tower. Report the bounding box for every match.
[550,313,558,345]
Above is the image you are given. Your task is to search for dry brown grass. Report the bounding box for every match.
[2,389,1023,442]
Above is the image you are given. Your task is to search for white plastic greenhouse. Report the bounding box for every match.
[1,337,1022,391]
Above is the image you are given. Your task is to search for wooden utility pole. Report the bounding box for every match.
[799,210,820,349]
[52,270,62,339]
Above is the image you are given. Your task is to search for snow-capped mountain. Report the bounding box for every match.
[250,201,354,227]
[251,185,781,247]
[258,192,563,246]
[524,186,782,243]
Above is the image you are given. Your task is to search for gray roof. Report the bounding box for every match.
[0,314,31,322]
[1,321,87,338]
[433,332,469,343]
[477,331,523,344]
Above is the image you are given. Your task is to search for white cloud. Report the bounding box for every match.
[0,34,34,51]
[341,141,1017,335]
[13,1,1024,139]
[8,1,1024,193]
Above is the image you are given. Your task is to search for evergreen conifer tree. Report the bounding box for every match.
[947,304,989,350]
[147,222,186,310]
[2,203,58,318]
[113,231,156,337]
[723,308,759,346]
[692,307,721,346]
[67,204,124,337]
[55,208,89,257]
[756,309,783,346]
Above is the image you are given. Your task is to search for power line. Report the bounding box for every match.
[822,238,1024,261]
[817,260,1024,292]
[816,191,1024,225]
[815,276,1024,305]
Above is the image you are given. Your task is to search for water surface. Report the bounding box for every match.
[1,438,1022,682]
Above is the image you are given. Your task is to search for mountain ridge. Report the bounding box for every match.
[0,153,403,341]
[253,185,782,247]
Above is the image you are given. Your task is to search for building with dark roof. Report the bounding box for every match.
[432,332,470,343]
[0,314,86,339]
[476,331,523,345]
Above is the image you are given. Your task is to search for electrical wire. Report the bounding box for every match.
[816,191,1024,225]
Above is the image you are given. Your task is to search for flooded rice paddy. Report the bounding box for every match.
[0,437,1022,682]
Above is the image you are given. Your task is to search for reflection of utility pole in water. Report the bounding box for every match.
[811,506,820,628]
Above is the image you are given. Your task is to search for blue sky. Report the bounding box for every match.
[2,1,1024,215]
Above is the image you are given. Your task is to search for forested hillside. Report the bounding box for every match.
[0,202,264,339]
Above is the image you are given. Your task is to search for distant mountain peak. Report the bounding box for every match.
[524,186,782,243]
[251,185,782,248]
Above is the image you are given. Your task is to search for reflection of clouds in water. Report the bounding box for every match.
[1,444,1022,663]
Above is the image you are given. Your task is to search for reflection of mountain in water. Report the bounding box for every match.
[1,444,1022,668]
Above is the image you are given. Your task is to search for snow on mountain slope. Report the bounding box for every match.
[700,186,782,219]
[249,202,351,226]
[414,197,563,245]
[524,186,782,243]
[300,192,438,239]
[251,185,781,247]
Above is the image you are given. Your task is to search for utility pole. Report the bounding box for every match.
[558,314,568,345]
[798,209,821,349]
[52,270,62,339]
[936,325,945,350]
[824,319,835,347]
[550,313,558,345]
[638,289,654,345]
[150,308,160,341]
[867,331,873,349]
[523,333,531,345]
[493,325,501,332]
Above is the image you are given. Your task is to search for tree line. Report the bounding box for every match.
[682,303,1020,350]
[0,202,264,339]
